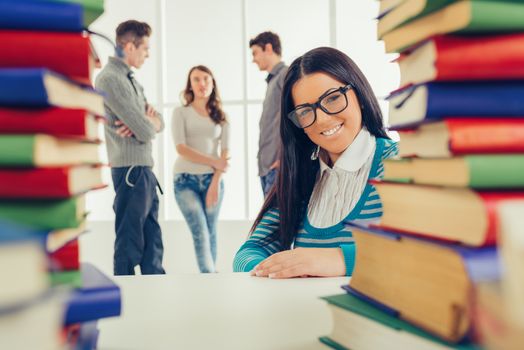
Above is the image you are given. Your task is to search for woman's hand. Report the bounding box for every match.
[206,180,220,208]
[250,248,346,279]
[212,158,229,172]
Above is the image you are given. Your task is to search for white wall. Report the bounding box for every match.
[85,0,399,222]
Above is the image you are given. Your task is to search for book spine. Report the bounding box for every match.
[64,289,121,325]
[0,69,49,107]
[0,108,89,138]
[0,1,84,32]
[435,34,524,81]
[0,198,82,230]
[466,1,524,33]
[448,119,524,154]
[0,135,36,166]
[0,168,71,198]
[466,155,524,188]
[427,83,524,118]
[0,31,90,82]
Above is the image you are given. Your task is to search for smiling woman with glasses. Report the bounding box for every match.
[288,83,353,129]
[233,47,398,279]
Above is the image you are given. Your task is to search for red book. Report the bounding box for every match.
[397,34,524,88]
[395,118,524,158]
[1,30,96,85]
[372,181,524,247]
[50,239,79,271]
[0,166,105,199]
[0,107,101,141]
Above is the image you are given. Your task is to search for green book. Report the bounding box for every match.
[0,134,99,167]
[383,155,524,189]
[50,0,104,26]
[50,270,82,288]
[378,0,458,37]
[321,293,481,350]
[0,197,86,230]
[382,0,524,52]
[319,336,347,350]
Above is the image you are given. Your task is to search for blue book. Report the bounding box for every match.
[0,68,105,115]
[0,219,47,245]
[387,81,524,128]
[64,263,121,325]
[0,0,84,32]
[345,223,500,343]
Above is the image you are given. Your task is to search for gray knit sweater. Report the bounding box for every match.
[95,57,164,167]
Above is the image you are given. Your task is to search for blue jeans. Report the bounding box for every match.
[111,166,165,275]
[260,168,277,197]
[174,173,224,273]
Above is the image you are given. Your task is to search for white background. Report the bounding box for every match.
[86,0,399,222]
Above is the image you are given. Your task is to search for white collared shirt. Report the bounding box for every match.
[307,128,376,228]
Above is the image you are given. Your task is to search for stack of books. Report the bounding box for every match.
[0,1,121,349]
[0,220,65,349]
[474,200,524,350]
[320,0,524,349]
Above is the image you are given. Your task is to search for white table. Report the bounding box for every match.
[97,273,349,350]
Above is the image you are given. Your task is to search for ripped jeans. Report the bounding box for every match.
[174,173,224,273]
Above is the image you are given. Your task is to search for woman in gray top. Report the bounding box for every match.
[172,65,230,273]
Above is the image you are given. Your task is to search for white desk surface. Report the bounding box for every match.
[97,273,349,350]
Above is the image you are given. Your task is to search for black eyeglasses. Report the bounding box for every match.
[287,83,353,129]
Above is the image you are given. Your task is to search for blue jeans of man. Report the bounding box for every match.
[174,173,224,273]
[111,166,165,275]
[260,168,277,197]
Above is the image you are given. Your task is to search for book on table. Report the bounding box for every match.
[64,263,121,325]
[321,292,481,350]
[346,224,500,343]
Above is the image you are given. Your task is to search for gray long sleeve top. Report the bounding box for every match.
[95,57,164,167]
[171,105,230,175]
[258,61,287,176]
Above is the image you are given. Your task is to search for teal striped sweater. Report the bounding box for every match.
[233,137,398,275]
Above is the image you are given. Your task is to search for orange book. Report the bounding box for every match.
[395,118,524,158]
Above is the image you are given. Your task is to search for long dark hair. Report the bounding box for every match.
[182,65,226,124]
[251,47,389,250]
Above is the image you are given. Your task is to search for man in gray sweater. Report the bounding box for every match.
[249,31,287,197]
[95,20,165,275]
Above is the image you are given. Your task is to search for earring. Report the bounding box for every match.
[311,145,320,160]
